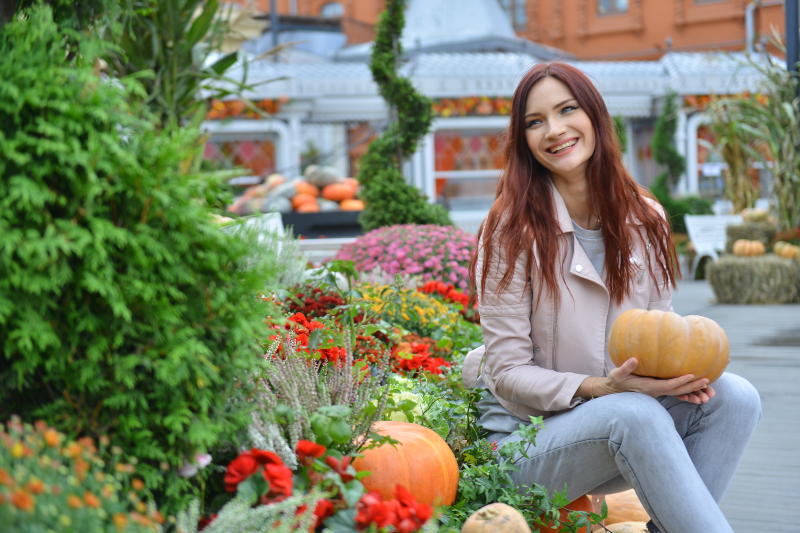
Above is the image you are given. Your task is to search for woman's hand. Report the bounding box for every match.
[604,357,715,404]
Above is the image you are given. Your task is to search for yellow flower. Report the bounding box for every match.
[10,442,25,458]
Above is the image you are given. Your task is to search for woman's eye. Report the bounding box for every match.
[525,118,541,128]
[562,105,578,114]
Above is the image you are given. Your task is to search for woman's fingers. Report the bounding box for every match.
[665,376,708,396]
[677,384,716,404]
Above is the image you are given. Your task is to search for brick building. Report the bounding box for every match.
[225,0,786,59]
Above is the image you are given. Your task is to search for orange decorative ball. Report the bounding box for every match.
[609,309,729,382]
[352,421,459,507]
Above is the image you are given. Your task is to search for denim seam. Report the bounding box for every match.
[612,445,666,533]
[513,436,613,464]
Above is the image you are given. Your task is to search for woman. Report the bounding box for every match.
[463,63,761,533]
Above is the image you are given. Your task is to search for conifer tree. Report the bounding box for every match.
[356,0,452,230]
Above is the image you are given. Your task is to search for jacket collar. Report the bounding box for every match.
[548,178,646,234]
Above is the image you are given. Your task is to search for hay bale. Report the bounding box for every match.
[707,255,800,304]
[725,222,775,253]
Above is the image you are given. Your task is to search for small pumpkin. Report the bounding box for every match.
[541,494,594,533]
[605,489,649,525]
[295,201,320,213]
[774,241,800,259]
[294,180,320,197]
[609,309,729,382]
[740,207,770,223]
[322,182,357,202]
[291,193,318,210]
[732,239,765,256]
[352,421,459,506]
[604,523,650,533]
[339,199,365,211]
[461,502,531,533]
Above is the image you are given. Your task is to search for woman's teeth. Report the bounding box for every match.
[549,139,577,153]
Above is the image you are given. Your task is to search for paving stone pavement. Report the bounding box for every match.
[671,280,800,533]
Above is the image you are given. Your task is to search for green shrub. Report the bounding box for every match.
[651,173,713,234]
[707,255,799,304]
[725,222,776,252]
[0,7,272,512]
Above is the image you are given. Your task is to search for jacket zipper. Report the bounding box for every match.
[551,297,559,371]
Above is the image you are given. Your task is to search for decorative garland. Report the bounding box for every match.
[205,97,289,120]
[432,96,512,117]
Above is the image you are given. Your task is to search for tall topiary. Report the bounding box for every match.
[650,92,711,234]
[0,7,272,512]
[356,0,452,230]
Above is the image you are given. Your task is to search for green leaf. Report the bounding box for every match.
[186,0,218,46]
[209,51,238,75]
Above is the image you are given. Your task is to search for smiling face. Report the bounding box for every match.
[524,76,596,184]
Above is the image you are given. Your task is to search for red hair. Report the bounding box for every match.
[470,62,678,305]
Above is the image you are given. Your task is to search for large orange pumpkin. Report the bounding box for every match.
[609,309,729,382]
[352,421,459,507]
[322,182,357,202]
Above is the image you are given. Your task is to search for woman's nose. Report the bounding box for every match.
[545,120,567,140]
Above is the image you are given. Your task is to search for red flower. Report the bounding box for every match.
[296,440,327,462]
[251,448,283,466]
[198,513,218,530]
[324,455,355,482]
[261,462,293,503]
[313,498,335,528]
[355,492,397,530]
[224,452,260,492]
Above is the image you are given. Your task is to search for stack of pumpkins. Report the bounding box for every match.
[227,165,363,215]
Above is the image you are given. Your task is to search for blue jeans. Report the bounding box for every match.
[490,373,761,533]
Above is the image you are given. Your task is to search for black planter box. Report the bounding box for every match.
[281,210,363,238]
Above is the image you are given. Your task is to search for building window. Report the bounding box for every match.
[597,0,629,15]
[498,0,527,30]
[320,2,344,18]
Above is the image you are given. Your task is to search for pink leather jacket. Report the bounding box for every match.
[462,184,673,421]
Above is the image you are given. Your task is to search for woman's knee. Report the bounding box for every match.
[600,392,676,434]
[711,373,762,423]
